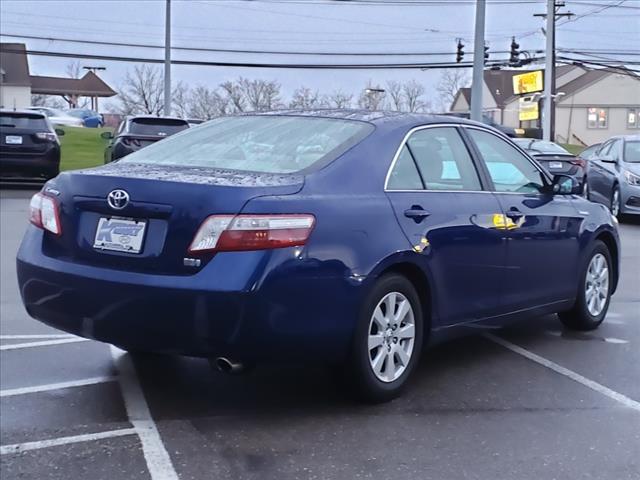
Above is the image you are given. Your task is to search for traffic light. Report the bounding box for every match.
[484,43,490,63]
[510,37,521,66]
[456,40,465,63]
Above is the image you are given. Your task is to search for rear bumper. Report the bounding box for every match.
[17,227,361,362]
[0,150,60,180]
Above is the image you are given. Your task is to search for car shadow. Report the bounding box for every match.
[130,314,569,421]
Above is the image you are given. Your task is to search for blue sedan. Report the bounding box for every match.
[17,111,620,402]
[67,109,104,128]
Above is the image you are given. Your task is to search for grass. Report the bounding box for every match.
[58,126,112,171]
[560,143,584,155]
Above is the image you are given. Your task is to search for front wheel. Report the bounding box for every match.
[344,274,424,403]
[559,240,612,331]
[610,185,621,218]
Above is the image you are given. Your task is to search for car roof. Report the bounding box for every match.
[244,108,485,129]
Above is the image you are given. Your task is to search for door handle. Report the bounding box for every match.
[506,208,523,220]
[404,207,430,222]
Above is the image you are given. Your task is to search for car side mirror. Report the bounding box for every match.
[552,174,580,195]
[54,128,65,136]
[101,131,113,140]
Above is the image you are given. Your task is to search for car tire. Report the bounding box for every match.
[558,240,612,331]
[610,185,621,218]
[344,273,424,403]
[582,178,589,199]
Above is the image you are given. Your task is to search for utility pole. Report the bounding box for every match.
[470,0,486,122]
[536,1,572,141]
[164,0,171,116]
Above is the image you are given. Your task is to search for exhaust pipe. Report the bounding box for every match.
[212,357,245,375]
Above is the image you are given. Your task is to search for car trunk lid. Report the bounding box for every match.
[42,163,304,274]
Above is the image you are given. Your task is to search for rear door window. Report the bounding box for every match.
[406,127,482,191]
[386,145,423,190]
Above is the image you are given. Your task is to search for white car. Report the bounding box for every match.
[27,107,83,128]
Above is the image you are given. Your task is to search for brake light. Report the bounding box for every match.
[35,132,58,143]
[189,214,315,254]
[29,193,62,235]
[121,138,141,147]
[570,158,586,167]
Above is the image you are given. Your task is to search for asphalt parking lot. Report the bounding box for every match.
[1,187,639,480]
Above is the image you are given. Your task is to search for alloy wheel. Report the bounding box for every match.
[585,253,609,316]
[368,292,416,383]
[611,189,620,217]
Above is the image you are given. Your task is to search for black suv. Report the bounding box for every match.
[0,109,62,181]
[103,116,189,162]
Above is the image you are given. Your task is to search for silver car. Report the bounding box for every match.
[27,107,83,128]
[586,135,640,217]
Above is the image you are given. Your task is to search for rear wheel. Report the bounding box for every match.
[345,274,424,403]
[559,240,612,331]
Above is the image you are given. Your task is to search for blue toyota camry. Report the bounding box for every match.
[17,110,620,402]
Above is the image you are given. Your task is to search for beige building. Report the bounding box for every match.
[451,65,640,146]
[0,43,31,109]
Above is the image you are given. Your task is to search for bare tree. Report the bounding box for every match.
[220,80,246,113]
[385,80,404,111]
[403,79,429,113]
[116,65,164,116]
[66,60,82,79]
[171,81,191,119]
[436,69,471,112]
[238,77,282,111]
[289,86,324,109]
[189,85,229,120]
[31,94,65,109]
[358,81,386,111]
[324,90,353,109]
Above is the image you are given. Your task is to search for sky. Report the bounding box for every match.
[1,0,638,111]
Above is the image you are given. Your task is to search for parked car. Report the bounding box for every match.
[586,135,640,217]
[186,118,205,127]
[27,107,83,128]
[0,109,62,181]
[512,138,587,195]
[103,116,190,162]
[578,143,601,161]
[67,108,104,128]
[17,111,620,402]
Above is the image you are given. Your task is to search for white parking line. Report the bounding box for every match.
[0,376,117,398]
[486,333,640,412]
[110,346,179,480]
[0,428,137,455]
[0,334,75,340]
[0,337,89,351]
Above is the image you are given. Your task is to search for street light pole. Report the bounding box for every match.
[542,0,554,141]
[470,0,486,122]
[164,0,171,116]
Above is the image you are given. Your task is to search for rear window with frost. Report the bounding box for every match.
[120,115,373,173]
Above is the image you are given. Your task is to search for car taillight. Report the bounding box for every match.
[29,193,62,236]
[570,158,586,167]
[189,214,315,254]
[35,132,58,142]
[122,138,141,147]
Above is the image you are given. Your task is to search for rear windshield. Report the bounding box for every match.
[0,114,48,130]
[129,118,189,136]
[625,141,640,163]
[120,115,373,173]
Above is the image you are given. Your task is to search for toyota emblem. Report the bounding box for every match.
[107,189,130,210]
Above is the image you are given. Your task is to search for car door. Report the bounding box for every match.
[589,139,618,206]
[385,125,507,327]
[465,127,582,311]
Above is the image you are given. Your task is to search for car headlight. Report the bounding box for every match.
[623,170,640,186]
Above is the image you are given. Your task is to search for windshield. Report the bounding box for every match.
[120,115,373,173]
[624,141,640,163]
[129,118,189,136]
[0,114,48,130]
[513,139,570,155]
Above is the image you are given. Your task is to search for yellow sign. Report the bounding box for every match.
[513,70,544,95]
[519,98,539,121]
